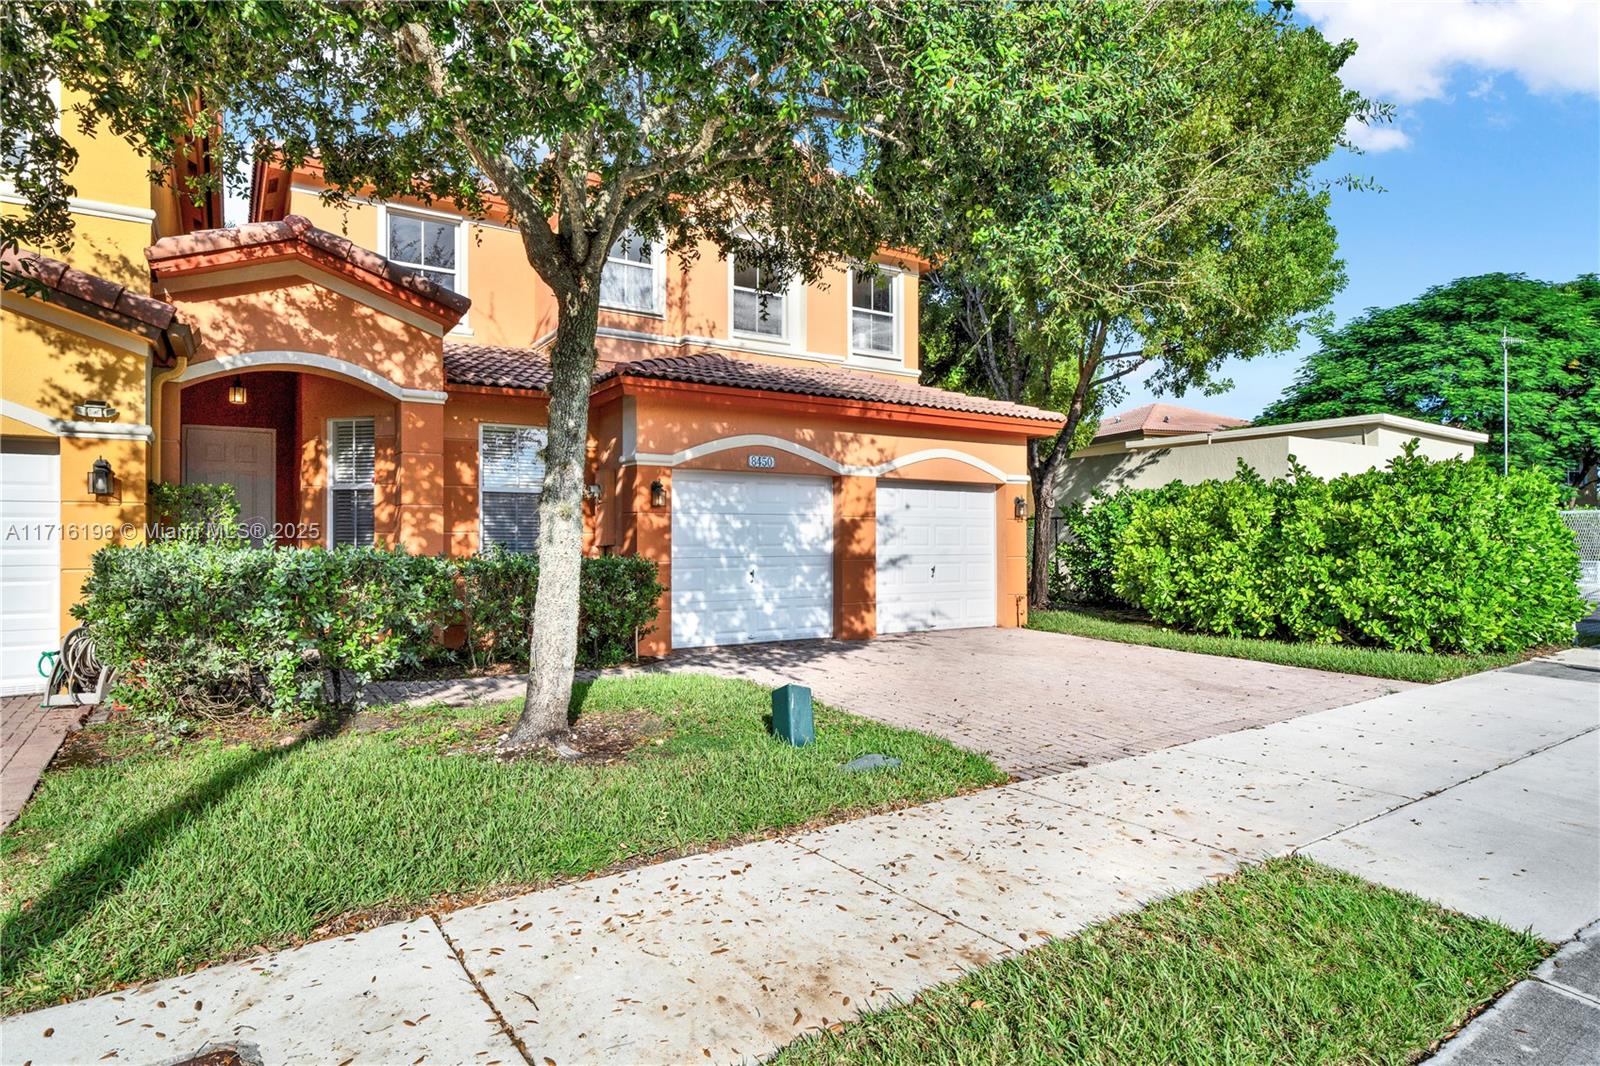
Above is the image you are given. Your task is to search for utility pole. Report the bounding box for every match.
[1501,327,1525,477]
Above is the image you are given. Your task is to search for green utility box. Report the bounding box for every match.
[771,684,815,746]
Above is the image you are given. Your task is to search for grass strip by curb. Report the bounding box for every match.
[1,673,1002,1014]
[1029,608,1532,683]
[775,857,1548,1066]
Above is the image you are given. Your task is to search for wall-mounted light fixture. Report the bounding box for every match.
[88,457,114,497]
[1014,494,1027,519]
[227,376,248,406]
[650,478,667,508]
[72,400,118,421]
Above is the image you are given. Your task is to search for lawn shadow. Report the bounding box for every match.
[0,719,342,989]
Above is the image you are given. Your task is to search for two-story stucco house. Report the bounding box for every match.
[0,92,1064,693]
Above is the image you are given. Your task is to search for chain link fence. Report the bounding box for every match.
[1561,510,1600,587]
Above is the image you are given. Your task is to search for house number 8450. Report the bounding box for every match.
[747,454,777,469]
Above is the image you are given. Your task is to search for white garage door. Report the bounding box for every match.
[876,482,996,635]
[671,471,834,649]
[1,440,62,695]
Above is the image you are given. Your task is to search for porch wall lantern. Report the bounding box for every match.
[227,376,248,406]
[1014,495,1027,519]
[88,457,114,497]
[649,478,667,508]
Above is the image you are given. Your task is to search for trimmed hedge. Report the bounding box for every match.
[75,544,663,720]
[1054,450,1586,654]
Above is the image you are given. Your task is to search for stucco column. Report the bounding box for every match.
[621,464,673,658]
[998,486,1028,628]
[396,400,445,556]
[834,475,876,640]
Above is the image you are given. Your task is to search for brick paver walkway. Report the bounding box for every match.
[366,628,1413,778]
[2,694,92,828]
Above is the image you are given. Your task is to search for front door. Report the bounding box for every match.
[183,426,276,546]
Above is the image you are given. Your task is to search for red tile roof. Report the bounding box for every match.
[444,341,554,391]
[1094,402,1249,442]
[601,354,1063,421]
[2,246,182,330]
[445,344,1062,424]
[146,215,472,319]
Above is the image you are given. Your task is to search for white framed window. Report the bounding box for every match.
[850,268,899,357]
[731,258,788,339]
[600,228,661,314]
[385,209,460,291]
[328,418,376,547]
[479,423,547,554]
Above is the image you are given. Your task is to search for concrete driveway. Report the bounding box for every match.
[664,627,1414,778]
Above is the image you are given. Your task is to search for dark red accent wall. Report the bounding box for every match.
[180,371,299,545]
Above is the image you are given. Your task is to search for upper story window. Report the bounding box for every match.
[386,211,459,292]
[851,269,898,356]
[479,424,546,554]
[732,260,786,339]
[600,229,659,313]
[329,418,376,547]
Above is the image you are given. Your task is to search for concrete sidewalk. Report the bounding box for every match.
[5,650,1595,1066]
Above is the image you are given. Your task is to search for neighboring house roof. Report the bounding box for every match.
[1,246,196,362]
[444,345,1064,426]
[1121,412,1489,451]
[1094,402,1249,443]
[145,215,472,326]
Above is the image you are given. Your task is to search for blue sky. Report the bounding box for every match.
[1118,0,1600,421]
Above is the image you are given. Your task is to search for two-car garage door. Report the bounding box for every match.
[671,470,997,649]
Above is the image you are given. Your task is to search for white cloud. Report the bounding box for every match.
[1342,117,1412,153]
[1301,0,1600,104]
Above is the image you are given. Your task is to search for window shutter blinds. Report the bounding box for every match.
[330,419,376,546]
[480,426,546,553]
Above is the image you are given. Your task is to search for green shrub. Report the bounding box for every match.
[457,549,663,669]
[1111,450,1587,653]
[146,481,244,545]
[76,545,662,723]
[1050,485,1179,605]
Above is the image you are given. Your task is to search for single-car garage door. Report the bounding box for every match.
[1,439,61,695]
[671,471,834,649]
[876,482,996,635]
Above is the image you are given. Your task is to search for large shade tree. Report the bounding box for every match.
[913,0,1373,605]
[2,0,989,748]
[1260,273,1600,499]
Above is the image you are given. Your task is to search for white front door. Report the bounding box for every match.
[876,482,997,635]
[671,471,834,649]
[183,426,275,546]
[0,439,61,694]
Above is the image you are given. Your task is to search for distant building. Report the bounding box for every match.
[1057,403,1488,507]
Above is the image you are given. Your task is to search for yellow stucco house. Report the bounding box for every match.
[1,90,1063,695]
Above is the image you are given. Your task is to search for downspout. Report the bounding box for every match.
[147,322,197,483]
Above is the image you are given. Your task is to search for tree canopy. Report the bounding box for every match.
[912,0,1372,603]
[1260,273,1600,499]
[3,0,975,744]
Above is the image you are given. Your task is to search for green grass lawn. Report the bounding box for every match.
[0,674,1002,1013]
[775,858,1547,1066]
[1030,607,1532,683]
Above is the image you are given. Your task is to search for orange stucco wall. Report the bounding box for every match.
[162,274,444,393]
[283,178,924,377]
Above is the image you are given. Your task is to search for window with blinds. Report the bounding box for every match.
[599,229,657,313]
[480,424,546,553]
[329,418,375,547]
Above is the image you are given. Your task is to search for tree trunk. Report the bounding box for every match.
[504,288,601,750]
[1027,453,1067,610]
